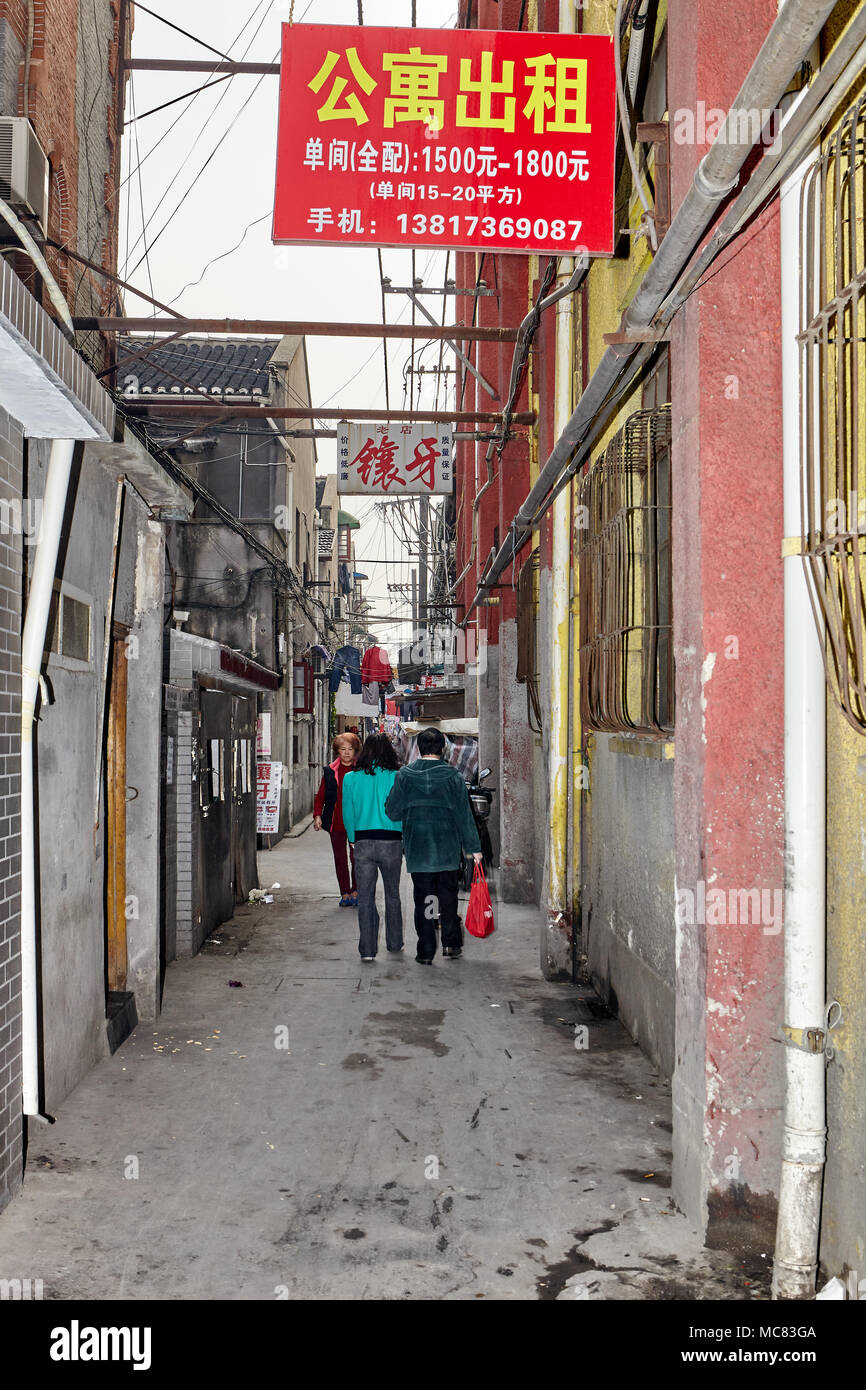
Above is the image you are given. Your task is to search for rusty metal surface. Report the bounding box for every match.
[799,100,866,732]
[73,316,521,343]
[577,405,673,736]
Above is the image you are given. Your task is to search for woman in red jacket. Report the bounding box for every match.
[313,732,361,906]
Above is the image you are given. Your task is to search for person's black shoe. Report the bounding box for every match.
[442,946,462,959]
[415,955,433,965]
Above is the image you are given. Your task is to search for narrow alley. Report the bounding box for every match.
[0,826,762,1302]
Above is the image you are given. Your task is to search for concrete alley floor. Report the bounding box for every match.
[0,821,770,1301]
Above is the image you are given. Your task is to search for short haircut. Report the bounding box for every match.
[416,727,446,757]
[332,732,361,755]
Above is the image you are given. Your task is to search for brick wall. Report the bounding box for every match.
[0,403,23,1213]
[0,1,127,362]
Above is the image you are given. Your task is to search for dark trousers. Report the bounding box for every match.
[329,830,356,896]
[411,869,462,961]
[353,839,404,956]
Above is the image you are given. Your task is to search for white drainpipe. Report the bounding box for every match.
[21,438,76,1116]
[772,58,827,1299]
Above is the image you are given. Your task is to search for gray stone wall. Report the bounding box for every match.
[583,734,676,1078]
[0,404,23,1213]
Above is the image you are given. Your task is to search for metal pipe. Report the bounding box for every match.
[657,10,866,330]
[626,0,650,104]
[124,404,531,425]
[125,59,280,74]
[74,316,520,343]
[772,60,827,1302]
[465,0,840,617]
[616,0,657,250]
[0,196,74,337]
[546,251,575,962]
[21,439,77,1116]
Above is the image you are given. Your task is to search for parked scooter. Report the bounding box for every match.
[459,767,495,890]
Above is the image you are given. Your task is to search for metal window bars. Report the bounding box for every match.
[516,548,542,732]
[577,404,674,736]
[799,98,866,733]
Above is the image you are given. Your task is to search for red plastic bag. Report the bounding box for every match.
[465,862,495,938]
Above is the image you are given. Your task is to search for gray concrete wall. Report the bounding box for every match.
[583,734,676,1078]
[125,521,166,1023]
[477,640,500,867]
[35,444,114,1114]
[32,449,166,1113]
[0,404,23,1212]
[498,618,536,903]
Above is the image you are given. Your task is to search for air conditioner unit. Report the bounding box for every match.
[0,118,50,233]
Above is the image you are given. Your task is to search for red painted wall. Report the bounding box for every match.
[668,0,785,1239]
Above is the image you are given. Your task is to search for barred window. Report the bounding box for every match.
[800,103,866,732]
[577,405,673,736]
[516,548,542,732]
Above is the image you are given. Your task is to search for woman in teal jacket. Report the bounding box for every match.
[342,734,404,961]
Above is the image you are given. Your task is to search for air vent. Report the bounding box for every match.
[0,118,50,231]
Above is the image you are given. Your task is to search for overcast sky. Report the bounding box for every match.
[121,0,463,649]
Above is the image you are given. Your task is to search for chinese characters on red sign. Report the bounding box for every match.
[338,421,453,496]
[273,24,615,256]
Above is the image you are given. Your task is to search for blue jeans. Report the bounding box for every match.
[353,839,404,956]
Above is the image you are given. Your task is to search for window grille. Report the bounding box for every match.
[516,548,542,732]
[577,404,673,736]
[800,101,866,732]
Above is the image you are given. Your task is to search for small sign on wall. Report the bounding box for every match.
[256,760,283,834]
[256,713,272,760]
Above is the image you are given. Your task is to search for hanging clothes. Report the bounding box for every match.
[339,562,353,596]
[362,681,380,706]
[362,645,393,684]
[329,645,362,694]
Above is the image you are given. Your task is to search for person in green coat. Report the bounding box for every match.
[384,727,482,965]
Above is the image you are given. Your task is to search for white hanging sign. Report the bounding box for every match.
[338,420,453,495]
[256,760,283,834]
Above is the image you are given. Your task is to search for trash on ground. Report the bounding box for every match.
[228,980,244,988]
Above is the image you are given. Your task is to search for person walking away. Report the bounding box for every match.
[342,734,404,961]
[384,728,482,964]
[313,733,360,906]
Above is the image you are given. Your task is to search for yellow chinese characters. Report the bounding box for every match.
[382,46,448,131]
[523,54,591,135]
[456,52,516,133]
[309,48,377,125]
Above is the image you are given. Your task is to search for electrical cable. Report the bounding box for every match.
[170,211,272,303]
[119,0,272,212]
[123,0,276,273]
[133,2,234,63]
[128,49,279,280]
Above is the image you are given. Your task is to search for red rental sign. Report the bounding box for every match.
[273,23,616,257]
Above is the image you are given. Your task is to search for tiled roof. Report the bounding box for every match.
[118,337,279,397]
[318,527,335,557]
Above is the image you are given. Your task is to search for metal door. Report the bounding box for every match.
[198,689,233,938]
[231,695,258,904]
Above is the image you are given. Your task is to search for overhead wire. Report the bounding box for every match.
[123,0,276,274]
[119,0,272,222]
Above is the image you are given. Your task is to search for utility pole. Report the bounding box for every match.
[411,569,418,639]
[418,497,429,659]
